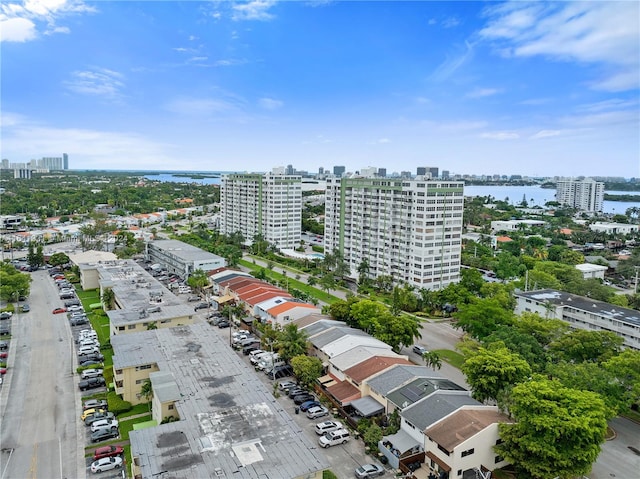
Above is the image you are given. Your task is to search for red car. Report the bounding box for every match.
[0,352,7,359]
[93,445,124,461]
[52,307,67,314]
[0,368,7,375]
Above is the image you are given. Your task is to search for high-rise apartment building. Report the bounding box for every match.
[555,178,604,212]
[333,165,346,176]
[220,172,302,250]
[325,173,464,290]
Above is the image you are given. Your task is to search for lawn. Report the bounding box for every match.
[118,403,151,419]
[119,414,152,441]
[433,349,466,369]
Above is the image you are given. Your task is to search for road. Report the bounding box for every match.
[0,270,82,479]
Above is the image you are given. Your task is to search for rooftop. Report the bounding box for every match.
[386,377,467,411]
[148,239,225,262]
[516,289,640,328]
[425,408,510,452]
[125,322,330,479]
[401,391,481,432]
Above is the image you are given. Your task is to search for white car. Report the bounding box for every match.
[81,368,104,379]
[78,346,100,356]
[90,456,123,473]
[91,418,119,432]
[307,406,329,419]
[319,428,350,448]
[278,380,296,391]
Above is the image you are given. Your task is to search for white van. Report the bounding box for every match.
[250,351,270,365]
[257,353,280,371]
[178,285,191,294]
[318,429,350,448]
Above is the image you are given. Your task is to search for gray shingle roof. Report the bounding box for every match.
[366,365,441,396]
[401,391,480,431]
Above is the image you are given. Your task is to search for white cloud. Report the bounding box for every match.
[479,1,640,91]
[64,68,125,99]
[577,98,638,113]
[0,17,37,42]
[530,130,561,140]
[480,131,519,140]
[2,114,175,169]
[442,16,460,28]
[428,18,437,25]
[466,87,502,98]
[375,138,390,144]
[214,58,247,67]
[0,0,96,42]
[430,40,475,82]
[164,97,244,116]
[232,1,276,21]
[258,97,283,110]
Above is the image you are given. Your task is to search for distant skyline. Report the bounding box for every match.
[1,1,638,177]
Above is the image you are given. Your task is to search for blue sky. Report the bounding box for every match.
[1,1,639,177]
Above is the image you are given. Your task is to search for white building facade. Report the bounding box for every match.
[220,172,302,250]
[324,174,464,290]
[555,178,604,212]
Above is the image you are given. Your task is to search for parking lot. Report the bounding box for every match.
[210,323,391,478]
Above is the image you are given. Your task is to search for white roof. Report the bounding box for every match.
[331,346,399,371]
[323,335,391,358]
[575,263,608,272]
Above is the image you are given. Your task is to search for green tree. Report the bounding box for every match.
[459,268,484,295]
[453,298,515,340]
[290,355,324,389]
[362,423,383,450]
[48,252,70,267]
[0,263,31,302]
[422,351,442,370]
[373,312,422,353]
[101,287,115,311]
[276,324,309,363]
[187,268,209,293]
[140,379,153,411]
[462,343,532,403]
[496,378,608,479]
[318,272,337,297]
[350,299,387,333]
[548,330,624,363]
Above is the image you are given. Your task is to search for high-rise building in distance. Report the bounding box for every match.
[555,178,604,212]
[220,172,302,250]
[324,172,464,290]
[333,165,346,176]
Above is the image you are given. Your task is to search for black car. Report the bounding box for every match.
[64,299,81,307]
[79,352,105,362]
[79,360,104,368]
[217,320,230,328]
[91,427,119,443]
[194,302,209,311]
[0,341,8,350]
[0,326,10,336]
[79,377,106,391]
[242,344,261,355]
[293,393,316,405]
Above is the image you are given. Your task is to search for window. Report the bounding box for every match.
[128,324,136,330]
[457,470,462,476]
[168,404,175,410]
[461,448,475,458]
[135,364,152,371]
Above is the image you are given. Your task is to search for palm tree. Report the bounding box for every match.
[422,351,442,370]
[187,268,209,294]
[277,324,309,363]
[101,287,115,311]
[140,379,153,411]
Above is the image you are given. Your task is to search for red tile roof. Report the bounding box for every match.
[326,380,361,405]
[345,356,412,383]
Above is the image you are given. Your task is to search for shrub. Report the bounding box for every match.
[322,471,338,479]
[107,391,132,415]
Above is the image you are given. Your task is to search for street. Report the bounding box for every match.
[0,270,82,479]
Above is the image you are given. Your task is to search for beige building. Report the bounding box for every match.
[149,371,180,424]
[424,408,510,479]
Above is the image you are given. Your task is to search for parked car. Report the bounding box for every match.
[0,352,7,359]
[78,377,106,391]
[0,341,8,350]
[294,393,315,405]
[267,364,294,379]
[90,428,119,443]
[20,304,30,312]
[90,418,119,433]
[187,296,201,302]
[412,345,428,355]
[67,305,83,312]
[306,406,329,419]
[194,302,209,311]
[52,307,67,314]
[0,312,12,320]
[318,428,350,448]
[217,320,230,328]
[0,326,10,336]
[81,408,108,421]
[70,317,89,326]
[83,399,108,411]
[93,445,124,461]
[79,352,105,362]
[81,368,104,379]
[79,360,103,368]
[90,456,123,473]
[278,380,296,391]
[299,400,321,412]
[355,463,385,478]
[288,387,306,398]
[78,346,100,356]
[242,344,261,355]
[64,299,81,307]
[85,412,115,426]
[315,420,343,436]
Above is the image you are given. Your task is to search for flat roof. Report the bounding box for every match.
[516,289,640,328]
[148,239,224,262]
[125,322,330,478]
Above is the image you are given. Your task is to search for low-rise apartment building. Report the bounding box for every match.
[515,289,640,350]
[146,239,226,277]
